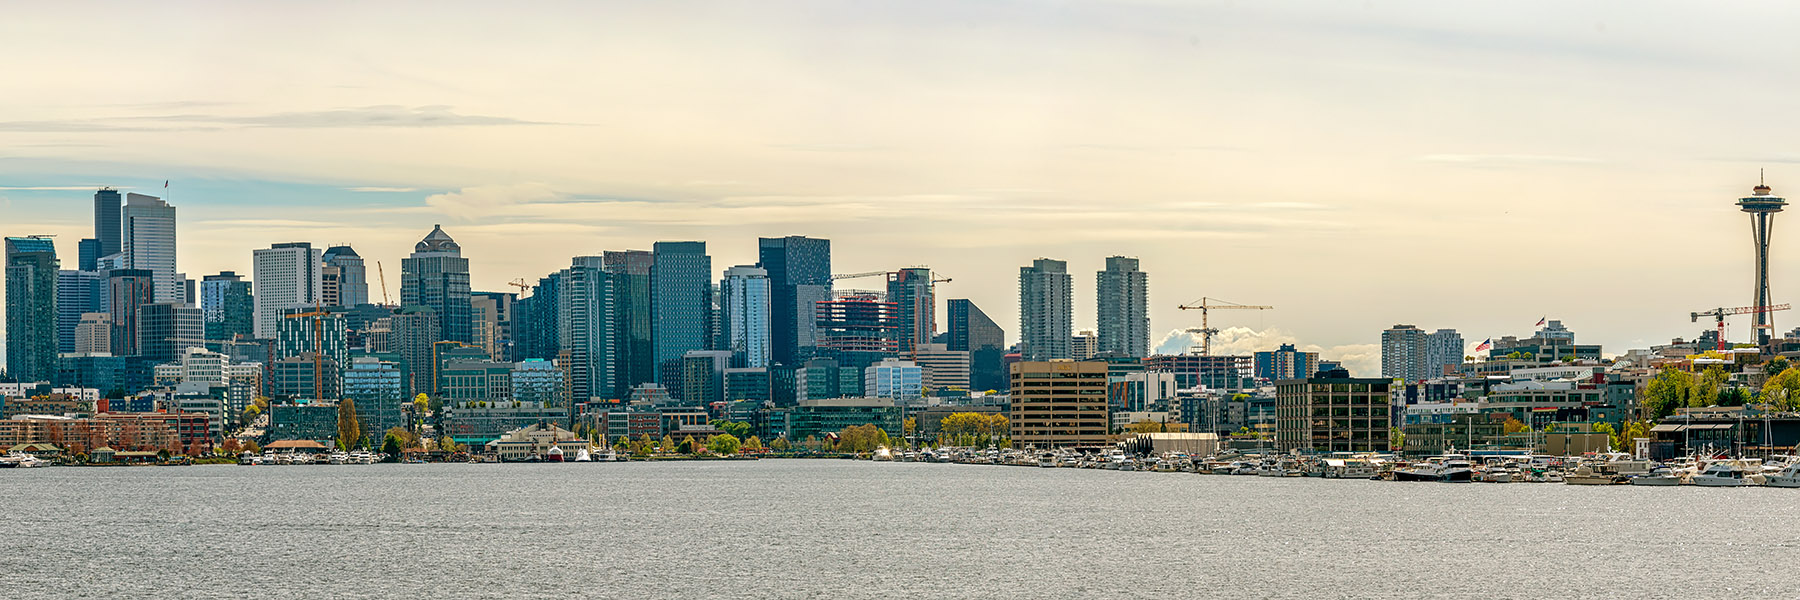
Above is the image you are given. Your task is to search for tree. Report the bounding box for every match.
[659,434,676,454]
[1591,422,1617,451]
[1610,420,1652,453]
[902,417,918,448]
[439,435,461,453]
[381,432,403,458]
[708,433,741,456]
[1389,427,1405,452]
[743,435,763,451]
[770,436,791,452]
[1644,367,1694,419]
[1127,420,1166,434]
[1717,387,1750,407]
[940,412,1004,447]
[336,398,362,451]
[678,436,697,455]
[1766,356,1791,381]
[1691,366,1727,408]
[836,424,889,453]
[1762,366,1800,410]
[710,420,753,441]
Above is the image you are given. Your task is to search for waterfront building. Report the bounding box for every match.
[887,268,934,354]
[602,250,654,390]
[6,236,60,382]
[485,423,587,461]
[74,313,112,354]
[758,235,831,365]
[720,265,772,368]
[1274,369,1392,453]
[1019,258,1072,361]
[652,241,713,387]
[946,299,1006,392]
[1010,360,1110,449]
[864,358,923,399]
[199,272,254,342]
[93,188,123,263]
[341,357,403,443]
[106,269,156,357]
[320,245,368,308]
[912,343,970,392]
[795,358,859,403]
[1253,343,1320,382]
[120,193,179,304]
[401,225,473,343]
[267,402,339,443]
[766,396,902,443]
[1096,256,1149,358]
[252,242,323,340]
[56,268,105,354]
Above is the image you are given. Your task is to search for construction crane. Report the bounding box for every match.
[1690,304,1790,350]
[830,269,954,284]
[376,261,392,306]
[507,278,531,295]
[1178,297,1273,357]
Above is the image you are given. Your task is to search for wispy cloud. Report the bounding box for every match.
[424,183,563,220]
[346,186,418,193]
[0,106,553,133]
[1415,154,1602,166]
[0,185,128,191]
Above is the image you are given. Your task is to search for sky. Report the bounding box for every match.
[6,1,1800,377]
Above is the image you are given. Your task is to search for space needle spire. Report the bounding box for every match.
[1738,174,1786,344]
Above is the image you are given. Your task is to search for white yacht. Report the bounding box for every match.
[1629,465,1682,486]
[1,451,48,468]
[1766,462,1800,488]
[1692,461,1752,487]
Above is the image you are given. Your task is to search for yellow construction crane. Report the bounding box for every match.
[376,261,392,306]
[831,269,953,284]
[1178,297,1273,357]
[507,278,531,294]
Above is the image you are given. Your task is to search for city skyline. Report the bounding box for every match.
[7,3,1800,374]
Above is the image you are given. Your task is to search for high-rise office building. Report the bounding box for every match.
[390,305,440,397]
[200,271,254,342]
[1381,324,1429,382]
[136,303,203,363]
[276,308,348,371]
[56,268,105,354]
[1254,343,1320,382]
[887,268,935,355]
[401,225,472,343]
[515,273,561,361]
[720,265,772,369]
[1019,258,1072,361]
[603,250,654,390]
[1010,360,1110,448]
[321,245,368,307]
[1096,256,1149,358]
[912,343,970,391]
[74,312,112,354]
[6,237,60,381]
[651,241,711,385]
[93,188,122,262]
[947,298,1007,392]
[1071,330,1098,360]
[252,242,323,339]
[342,356,404,444]
[120,193,179,304]
[1424,329,1464,379]
[758,236,831,365]
[470,291,516,361]
[864,358,923,399]
[107,269,156,357]
[560,256,617,403]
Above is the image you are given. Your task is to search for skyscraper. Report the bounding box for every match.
[652,241,711,385]
[390,305,440,397]
[1739,180,1787,342]
[107,269,155,357]
[560,256,617,403]
[252,242,323,339]
[56,268,105,354]
[1019,258,1072,361]
[720,265,772,368]
[1424,328,1464,378]
[887,267,934,355]
[93,188,122,261]
[401,225,473,343]
[1096,256,1149,358]
[603,250,654,391]
[947,298,1006,392]
[121,193,179,304]
[6,236,59,381]
[200,271,254,341]
[758,236,831,365]
[136,303,203,363]
[321,245,368,307]
[1381,324,1428,382]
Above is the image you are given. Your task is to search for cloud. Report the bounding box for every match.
[0,106,550,133]
[1154,327,1380,378]
[424,183,563,220]
[346,186,418,193]
[0,185,129,190]
[1415,154,1602,166]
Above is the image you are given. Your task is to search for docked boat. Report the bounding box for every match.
[1037,453,1058,468]
[1692,461,1751,487]
[1,451,48,468]
[1766,462,1800,488]
[545,446,565,462]
[1393,456,1475,482]
[1629,465,1682,486]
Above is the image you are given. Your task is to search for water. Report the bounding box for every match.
[4,460,1798,599]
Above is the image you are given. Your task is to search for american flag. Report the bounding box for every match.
[1535,316,1546,326]
[1475,338,1491,352]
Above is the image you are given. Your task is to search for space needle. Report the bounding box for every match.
[1739,173,1786,343]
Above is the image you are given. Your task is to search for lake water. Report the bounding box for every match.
[4,460,1798,599]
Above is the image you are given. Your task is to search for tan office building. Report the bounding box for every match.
[1010,360,1110,449]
